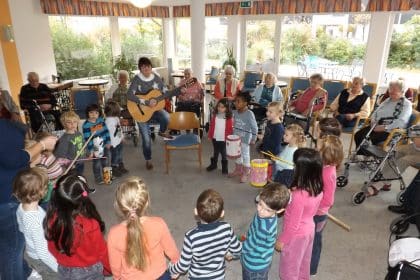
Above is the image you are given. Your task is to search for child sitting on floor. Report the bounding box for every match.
[169,189,242,279]
[13,167,58,279]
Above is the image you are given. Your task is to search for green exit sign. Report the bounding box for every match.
[240,1,252,8]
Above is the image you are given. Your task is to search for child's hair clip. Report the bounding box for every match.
[82,191,88,197]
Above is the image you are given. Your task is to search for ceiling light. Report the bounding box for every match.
[129,0,152,9]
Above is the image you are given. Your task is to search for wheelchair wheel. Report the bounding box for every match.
[336,176,348,188]
[396,190,406,206]
[390,216,410,234]
[352,192,366,205]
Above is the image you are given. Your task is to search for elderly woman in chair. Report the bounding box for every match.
[175,68,204,118]
[214,65,241,101]
[354,80,412,154]
[284,73,327,129]
[330,77,371,128]
[105,70,131,118]
[251,72,283,121]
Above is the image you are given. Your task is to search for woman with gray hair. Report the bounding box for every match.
[214,65,241,100]
[329,76,371,128]
[176,68,204,118]
[354,79,412,153]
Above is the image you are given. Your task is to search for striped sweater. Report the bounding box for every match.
[169,221,242,279]
[82,117,110,153]
[241,214,277,272]
[16,204,58,272]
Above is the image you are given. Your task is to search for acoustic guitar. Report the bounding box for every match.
[127,78,197,123]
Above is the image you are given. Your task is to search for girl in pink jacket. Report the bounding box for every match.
[310,135,344,275]
[275,148,323,280]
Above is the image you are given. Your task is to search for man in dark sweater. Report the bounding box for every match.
[20,72,61,132]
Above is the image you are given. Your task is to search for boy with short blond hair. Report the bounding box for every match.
[54,110,85,174]
[169,189,242,279]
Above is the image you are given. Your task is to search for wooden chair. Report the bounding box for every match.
[362,82,377,109]
[344,115,367,157]
[289,77,310,94]
[165,112,202,174]
[323,79,348,115]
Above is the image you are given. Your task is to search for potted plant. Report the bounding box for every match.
[111,53,136,81]
[222,47,237,72]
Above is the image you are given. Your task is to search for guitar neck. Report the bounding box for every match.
[155,87,182,102]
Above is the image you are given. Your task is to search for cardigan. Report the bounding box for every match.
[253,84,283,106]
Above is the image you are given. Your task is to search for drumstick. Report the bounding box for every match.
[327,213,351,232]
[63,131,96,175]
[261,151,294,166]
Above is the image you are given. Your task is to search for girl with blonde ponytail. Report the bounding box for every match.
[107,177,180,279]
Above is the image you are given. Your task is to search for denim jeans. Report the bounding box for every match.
[58,262,103,280]
[110,143,123,167]
[335,114,356,128]
[242,264,270,280]
[92,148,110,182]
[137,109,169,160]
[310,214,328,275]
[0,202,31,280]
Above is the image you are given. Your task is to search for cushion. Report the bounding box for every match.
[166,133,200,147]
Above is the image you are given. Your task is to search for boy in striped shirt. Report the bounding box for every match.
[169,189,242,279]
[241,183,290,279]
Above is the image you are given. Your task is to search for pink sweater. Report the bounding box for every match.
[278,189,323,245]
[317,165,337,215]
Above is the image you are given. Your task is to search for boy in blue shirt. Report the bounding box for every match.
[241,183,290,279]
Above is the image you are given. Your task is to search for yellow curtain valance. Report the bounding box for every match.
[40,0,169,18]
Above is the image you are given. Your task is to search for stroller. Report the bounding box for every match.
[385,212,420,279]
[337,121,407,205]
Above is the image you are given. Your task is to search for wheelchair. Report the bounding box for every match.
[20,98,62,135]
[337,122,409,205]
[283,91,322,144]
[119,109,139,147]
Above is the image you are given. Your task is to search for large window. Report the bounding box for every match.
[245,20,275,68]
[384,14,419,88]
[175,18,191,69]
[49,16,112,80]
[278,14,371,80]
[119,18,163,67]
[205,17,228,70]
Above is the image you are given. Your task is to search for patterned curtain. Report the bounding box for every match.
[204,0,362,16]
[173,5,190,17]
[366,0,419,11]
[40,0,169,17]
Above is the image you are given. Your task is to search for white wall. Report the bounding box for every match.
[0,44,10,91]
[8,0,57,83]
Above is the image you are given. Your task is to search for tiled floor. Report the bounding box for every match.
[87,133,418,280]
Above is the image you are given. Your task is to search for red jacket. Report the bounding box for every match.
[208,115,233,141]
[48,214,111,274]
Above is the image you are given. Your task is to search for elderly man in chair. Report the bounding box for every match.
[19,72,61,132]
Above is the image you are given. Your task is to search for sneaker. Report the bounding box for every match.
[95,180,105,185]
[112,167,122,178]
[87,187,96,194]
[158,131,174,139]
[28,269,42,280]
[146,160,153,170]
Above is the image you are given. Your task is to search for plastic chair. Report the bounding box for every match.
[205,67,220,93]
[164,112,202,174]
[242,71,263,94]
[323,80,348,114]
[71,89,100,119]
[289,77,310,94]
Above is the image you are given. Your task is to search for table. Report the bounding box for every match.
[78,79,109,105]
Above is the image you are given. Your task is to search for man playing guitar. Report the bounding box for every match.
[127,57,186,170]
